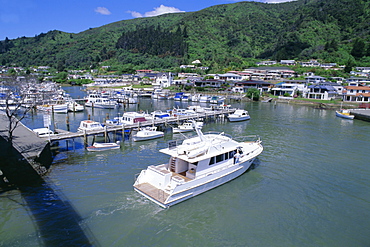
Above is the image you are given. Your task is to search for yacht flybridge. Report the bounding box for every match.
[133,121,263,208]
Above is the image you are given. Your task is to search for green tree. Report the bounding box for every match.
[344,58,355,73]
[246,88,260,101]
[53,71,68,83]
[351,38,365,58]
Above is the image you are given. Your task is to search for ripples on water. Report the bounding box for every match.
[1,98,370,246]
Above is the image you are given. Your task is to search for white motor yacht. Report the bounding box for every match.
[228,109,250,122]
[134,121,263,208]
[133,126,164,141]
[173,121,203,133]
[77,120,104,132]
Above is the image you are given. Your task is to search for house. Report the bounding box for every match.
[329,77,345,84]
[320,63,337,69]
[355,67,370,73]
[350,71,369,77]
[235,72,252,80]
[305,75,326,84]
[180,64,196,69]
[271,80,307,97]
[152,72,173,88]
[280,70,297,78]
[343,86,370,102]
[136,70,154,78]
[279,60,296,66]
[177,73,199,78]
[214,73,243,81]
[194,79,226,88]
[347,77,370,86]
[306,83,338,100]
[231,86,245,93]
[300,60,321,67]
[243,67,296,80]
[256,61,277,66]
[234,80,274,94]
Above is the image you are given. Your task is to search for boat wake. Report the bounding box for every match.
[93,192,164,217]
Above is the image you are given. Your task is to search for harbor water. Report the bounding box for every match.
[1,87,370,246]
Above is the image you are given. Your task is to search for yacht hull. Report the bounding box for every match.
[134,157,257,208]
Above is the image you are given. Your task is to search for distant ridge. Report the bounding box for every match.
[1,0,369,71]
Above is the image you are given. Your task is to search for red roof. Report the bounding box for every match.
[345,86,370,90]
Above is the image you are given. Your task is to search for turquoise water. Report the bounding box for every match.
[1,88,370,246]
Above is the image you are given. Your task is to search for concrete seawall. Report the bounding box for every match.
[350,109,370,122]
[0,114,53,187]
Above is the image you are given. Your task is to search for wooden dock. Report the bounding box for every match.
[48,109,234,142]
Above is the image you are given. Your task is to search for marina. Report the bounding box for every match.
[1,86,370,246]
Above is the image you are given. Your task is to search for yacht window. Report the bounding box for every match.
[225,152,229,160]
[191,162,198,166]
[216,154,223,163]
[209,157,215,166]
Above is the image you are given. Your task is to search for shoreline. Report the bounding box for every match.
[262,98,360,110]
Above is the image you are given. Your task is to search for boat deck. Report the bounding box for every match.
[134,172,191,204]
[134,183,169,204]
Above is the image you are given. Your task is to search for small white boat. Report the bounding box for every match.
[210,96,225,104]
[335,109,354,119]
[77,120,104,132]
[37,103,68,114]
[86,141,120,151]
[133,121,263,208]
[173,121,203,133]
[85,93,117,109]
[33,127,55,137]
[133,126,164,142]
[67,100,84,112]
[228,109,250,122]
[116,112,149,125]
[199,95,211,103]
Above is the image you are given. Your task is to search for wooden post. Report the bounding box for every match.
[66,115,70,131]
[104,126,108,142]
[83,129,87,147]
[122,125,125,141]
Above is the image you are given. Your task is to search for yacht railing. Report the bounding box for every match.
[203,131,232,139]
[234,135,261,143]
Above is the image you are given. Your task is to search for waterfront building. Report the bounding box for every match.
[343,86,370,102]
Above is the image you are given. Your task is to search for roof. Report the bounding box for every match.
[308,84,335,91]
[345,86,370,90]
[235,80,274,86]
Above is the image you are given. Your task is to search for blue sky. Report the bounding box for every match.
[1,0,293,41]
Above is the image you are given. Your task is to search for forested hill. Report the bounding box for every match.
[1,0,370,72]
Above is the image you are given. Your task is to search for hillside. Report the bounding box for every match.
[1,0,369,72]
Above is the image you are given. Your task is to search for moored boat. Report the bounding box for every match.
[173,121,203,133]
[133,121,263,208]
[32,127,56,137]
[85,93,117,109]
[86,141,121,151]
[77,120,104,132]
[67,100,84,112]
[37,102,68,113]
[335,109,354,119]
[228,109,250,122]
[133,126,165,142]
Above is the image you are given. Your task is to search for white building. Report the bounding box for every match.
[214,73,243,81]
[152,72,173,88]
[305,75,326,84]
